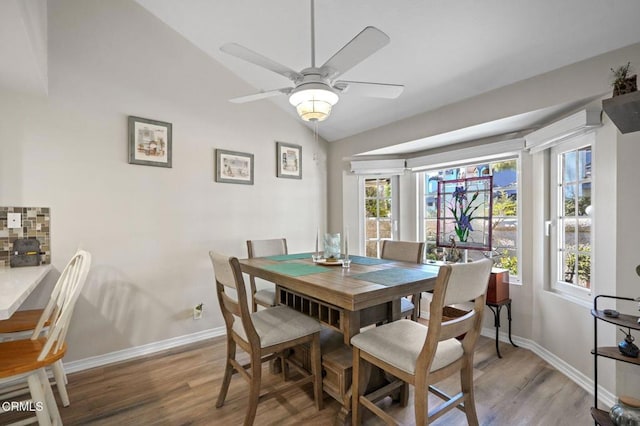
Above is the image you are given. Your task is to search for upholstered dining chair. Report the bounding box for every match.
[0,250,92,426]
[380,240,425,321]
[210,252,323,426]
[351,258,493,426]
[246,238,287,311]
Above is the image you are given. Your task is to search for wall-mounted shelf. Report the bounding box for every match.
[602,91,640,134]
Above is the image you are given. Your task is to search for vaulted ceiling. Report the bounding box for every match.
[136,0,640,145]
[3,1,640,152]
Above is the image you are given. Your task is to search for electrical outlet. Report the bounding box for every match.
[193,304,203,320]
[7,213,21,229]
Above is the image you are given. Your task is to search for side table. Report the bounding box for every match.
[485,298,518,358]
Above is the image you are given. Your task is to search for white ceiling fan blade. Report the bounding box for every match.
[334,81,404,99]
[320,26,390,80]
[229,88,292,104]
[221,43,302,82]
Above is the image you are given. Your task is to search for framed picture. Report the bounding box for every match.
[128,116,172,168]
[215,149,254,185]
[276,142,302,179]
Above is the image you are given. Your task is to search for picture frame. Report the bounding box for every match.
[276,142,302,179]
[215,149,254,185]
[128,116,172,168]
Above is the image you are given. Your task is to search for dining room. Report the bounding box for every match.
[2,0,640,425]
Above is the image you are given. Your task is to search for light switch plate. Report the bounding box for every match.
[7,212,21,229]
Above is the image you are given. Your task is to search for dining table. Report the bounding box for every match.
[0,264,53,320]
[238,253,439,424]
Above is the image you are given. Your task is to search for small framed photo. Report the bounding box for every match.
[276,142,302,179]
[215,149,254,185]
[128,116,172,168]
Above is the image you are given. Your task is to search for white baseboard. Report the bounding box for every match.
[480,327,616,409]
[63,326,226,374]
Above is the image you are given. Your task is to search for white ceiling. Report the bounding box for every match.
[3,1,640,153]
[135,0,640,146]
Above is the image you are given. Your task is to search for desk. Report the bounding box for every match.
[238,255,438,345]
[0,264,52,320]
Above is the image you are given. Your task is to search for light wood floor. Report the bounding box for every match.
[3,335,592,425]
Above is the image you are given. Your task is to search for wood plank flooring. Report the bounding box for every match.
[2,335,592,425]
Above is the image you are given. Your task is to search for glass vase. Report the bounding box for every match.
[610,396,640,426]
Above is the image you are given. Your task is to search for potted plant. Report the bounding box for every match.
[611,62,637,97]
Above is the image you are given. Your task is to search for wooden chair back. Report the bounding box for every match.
[380,240,425,263]
[32,250,92,362]
[380,240,425,320]
[246,238,287,310]
[246,238,288,258]
[416,258,492,376]
[210,251,259,348]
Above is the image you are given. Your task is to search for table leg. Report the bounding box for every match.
[487,304,503,358]
[506,301,519,348]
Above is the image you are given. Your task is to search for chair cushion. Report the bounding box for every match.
[351,319,463,375]
[254,288,276,306]
[233,305,321,348]
[400,297,414,314]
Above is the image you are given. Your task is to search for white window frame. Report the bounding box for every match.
[358,175,399,257]
[549,133,594,301]
[417,155,522,283]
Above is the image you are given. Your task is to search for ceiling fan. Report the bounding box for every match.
[220,0,404,122]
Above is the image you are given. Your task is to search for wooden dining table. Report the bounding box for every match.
[238,253,439,344]
[238,253,439,424]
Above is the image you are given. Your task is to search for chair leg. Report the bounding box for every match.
[309,333,323,411]
[460,360,479,426]
[351,348,371,426]
[216,338,236,408]
[52,360,70,406]
[244,351,262,426]
[39,369,63,425]
[412,292,421,321]
[414,380,428,426]
[27,372,52,426]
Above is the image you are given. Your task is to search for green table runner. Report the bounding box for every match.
[265,252,313,261]
[352,268,438,287]
[347,255,390,265]
[261,262,329,277]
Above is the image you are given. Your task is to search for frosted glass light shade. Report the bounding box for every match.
[289,87,339,122]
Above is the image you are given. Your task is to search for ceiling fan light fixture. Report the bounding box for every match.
[289,84,339,122]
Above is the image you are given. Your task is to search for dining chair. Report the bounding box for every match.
[0,250,92,426]
[351,258,493,425]
[246,238,287,311]
[380,240,425,321]
[210,251,323,426]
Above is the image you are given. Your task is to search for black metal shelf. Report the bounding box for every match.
[592,295,640,424]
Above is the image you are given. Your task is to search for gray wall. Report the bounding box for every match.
[0,0,328,362]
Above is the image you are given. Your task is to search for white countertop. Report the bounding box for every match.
[0,264,53,320]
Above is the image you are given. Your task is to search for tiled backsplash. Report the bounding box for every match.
[0,207,51,267]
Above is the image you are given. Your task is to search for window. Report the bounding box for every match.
[419,158,519,279]
[363,177,397,257]
[550,136,592,296]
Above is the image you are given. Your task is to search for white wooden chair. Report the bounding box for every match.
[210,252,323,426]
[380,240,425,321]
[0,250,92,426]
[246,238,287,311]
[351,258,492,425]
